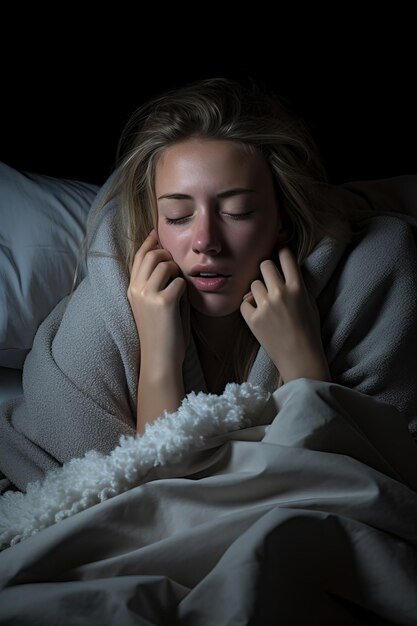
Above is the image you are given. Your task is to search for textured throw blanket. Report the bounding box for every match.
[1,378,417,624]
[0,180,417,493]
[0,382,270,547]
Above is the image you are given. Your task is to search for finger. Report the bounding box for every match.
[277,246,301,285]
[131,230,160,274]
[147,260,181,291]
[164,275,187,300]
[240,298,252,315]
[259,259,284,292]
[141,229,159,252]
[240,297,256,321]
[247,279,268,305]
[242,291,256,306]
[132,247,173,284]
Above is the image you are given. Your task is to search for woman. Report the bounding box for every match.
[2,78,417,625]
[1,76,416,494]
[89,77,352,434]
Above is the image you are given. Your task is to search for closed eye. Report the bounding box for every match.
[164,216,192,225]
[223,211,255,220]
[164,210,255,226]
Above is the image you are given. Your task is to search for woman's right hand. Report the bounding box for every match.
[127,230,189,370]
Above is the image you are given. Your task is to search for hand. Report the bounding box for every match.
[240,246,331,384]
[127,230,190,370]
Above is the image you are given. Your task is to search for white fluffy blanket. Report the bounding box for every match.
[0,383,269,548]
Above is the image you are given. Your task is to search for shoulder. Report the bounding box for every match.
[348,214,417,269]
[324,214,417,303]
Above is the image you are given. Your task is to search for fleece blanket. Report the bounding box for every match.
[0,378,417,624]
[0,382,270,547]
[1,179,417,492]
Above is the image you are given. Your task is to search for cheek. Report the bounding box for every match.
[156,222,172,251]
[236,221,279,262]
[157,223,187,266]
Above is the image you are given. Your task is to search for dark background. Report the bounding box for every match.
[1,17,415,188]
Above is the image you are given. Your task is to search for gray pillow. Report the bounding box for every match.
[0,162,99,369]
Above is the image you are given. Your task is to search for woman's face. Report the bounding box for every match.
[155,138,283,317]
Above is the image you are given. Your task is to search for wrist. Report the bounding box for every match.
[140,348,184,375]
[137,366,185,435]
[272,346,331,385]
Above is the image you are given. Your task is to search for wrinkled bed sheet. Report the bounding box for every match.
[0,378,416,625]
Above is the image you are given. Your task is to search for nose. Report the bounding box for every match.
[192,211,222,255]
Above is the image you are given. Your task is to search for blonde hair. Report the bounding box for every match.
[75,77,361,387]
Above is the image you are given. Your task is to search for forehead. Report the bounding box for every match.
[155,139,272,192]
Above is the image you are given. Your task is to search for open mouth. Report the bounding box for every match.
[190,274,230,292]
[191,272,229,278]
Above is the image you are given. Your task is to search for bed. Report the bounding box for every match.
[1,161,417,625]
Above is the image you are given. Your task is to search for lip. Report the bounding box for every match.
[189,275,229,292]
[189,264,231,277]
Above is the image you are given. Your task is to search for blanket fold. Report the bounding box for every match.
[1,378,417,624]
[1,181,417,491]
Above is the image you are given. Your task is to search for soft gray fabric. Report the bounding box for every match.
[0,179,417,492]
[0,378,416,624]
[0,162,99,368]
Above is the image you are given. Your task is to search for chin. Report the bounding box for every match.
[189,292,240,318]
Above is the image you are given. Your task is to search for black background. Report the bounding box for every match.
[1,14,415,188]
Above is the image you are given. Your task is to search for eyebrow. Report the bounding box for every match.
[157,188,256,201]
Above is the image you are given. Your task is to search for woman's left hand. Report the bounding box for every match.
[240,246,331,384]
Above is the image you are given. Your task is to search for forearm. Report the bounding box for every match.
[136,361,185,435]
[280,348,332,384]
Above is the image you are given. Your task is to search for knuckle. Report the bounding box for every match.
[270,286,284,302]
[127,284,143,300]
[288,279,302,294]
[251,311,265,329]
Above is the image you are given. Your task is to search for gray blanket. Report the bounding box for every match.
[1,179,417,492]
[1,378,417,624]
